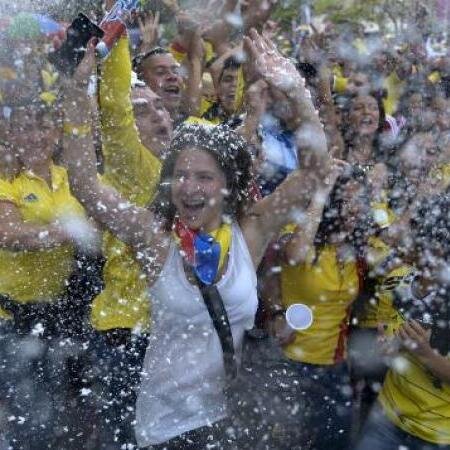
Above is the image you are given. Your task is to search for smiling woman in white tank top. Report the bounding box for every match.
[62,30,329,449]
[135,223,258,445]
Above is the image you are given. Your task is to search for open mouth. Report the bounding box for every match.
[181,198,205,214]
[361,116,376,126]
[164,85,181,97]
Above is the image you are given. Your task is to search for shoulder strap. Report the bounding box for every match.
[197,281,238,381]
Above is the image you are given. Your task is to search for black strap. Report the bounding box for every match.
[197,281,238,381]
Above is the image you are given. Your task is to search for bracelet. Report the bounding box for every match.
[63,122,91,138]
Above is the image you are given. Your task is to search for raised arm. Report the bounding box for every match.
[62,48,156,251]
[174,12,205,117]
[282,160,344,265]
[298,33,345,158]
[137,11,160,54]
[99,35,161,202]
[241,31,330,265]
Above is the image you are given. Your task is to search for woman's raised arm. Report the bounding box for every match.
[61,46,157,252]
[241,30,331,266]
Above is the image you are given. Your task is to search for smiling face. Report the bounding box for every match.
[132,86,173,158]
[139,53,183,116]
[171,148,227,231]
[348,95,380,137]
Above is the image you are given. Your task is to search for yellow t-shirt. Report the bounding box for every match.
[378,289,450,444]
[358,199,396,328]
[281,244,359,365]
[376,265,414,330]
[0,165,85,319]
[355,236,391,329]
[91,36,161,331]
[379,354,450,445]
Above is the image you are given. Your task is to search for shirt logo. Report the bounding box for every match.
[24,193,38,202]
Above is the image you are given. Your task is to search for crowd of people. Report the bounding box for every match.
[0,0,449,449]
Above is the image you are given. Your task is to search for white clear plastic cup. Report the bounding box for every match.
[285,303,313,330]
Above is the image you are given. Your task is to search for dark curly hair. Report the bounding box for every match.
[151,123,253,230]
[314,166,373,258]
[340,90,387,162]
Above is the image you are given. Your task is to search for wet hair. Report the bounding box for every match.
[151,123,253,230]
[132,47,171,75]
[314,166,372,258]
[296,62,317,82]
[218,56,242,83]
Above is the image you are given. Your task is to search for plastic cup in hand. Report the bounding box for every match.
[285,304,313,330]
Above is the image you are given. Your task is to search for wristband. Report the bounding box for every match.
[63,122,91,137]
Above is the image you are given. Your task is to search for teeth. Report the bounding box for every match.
[184,200,204,207]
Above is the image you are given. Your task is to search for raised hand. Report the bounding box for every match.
[397,320,434,360]
[241,0,277,32]
[244,29,304,95]
[137,11,160,53]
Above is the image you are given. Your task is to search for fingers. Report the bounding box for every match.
[402,321,422,341]
[68,38,97,87]
[261,32,277,53]
[248,28,266,53]
[408,319,429,337]
[243,35,259,63]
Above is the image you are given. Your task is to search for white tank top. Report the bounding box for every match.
[135,223,258,447]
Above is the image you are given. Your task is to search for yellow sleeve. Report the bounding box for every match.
[99,36,161,205]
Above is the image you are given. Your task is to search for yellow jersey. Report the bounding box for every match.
[358,198,396,329]
[378,285,450,444]
[91,36,161,331]
[0,164,85,319]
[281,244,360,365]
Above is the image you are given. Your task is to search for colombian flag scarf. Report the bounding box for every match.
[174,219,231,285]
